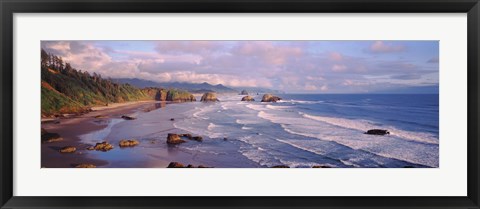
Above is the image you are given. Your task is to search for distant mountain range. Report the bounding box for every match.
[114,78,284,94]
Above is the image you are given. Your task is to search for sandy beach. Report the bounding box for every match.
[41,99,258,168]
[41,101,160,168]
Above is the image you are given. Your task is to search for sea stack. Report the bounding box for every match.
[166,89,196,102]
[241,96,255,102]
[240,90,249,95]
[200,92,219,102]
[261,94,282,102]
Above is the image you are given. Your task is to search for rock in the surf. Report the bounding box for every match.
[271,165,290,168]
[261,94,282,102]
[191,136,203,142]
[364,129,390,135]
[200,92,219,102]
[241,96,255,102]
[240,90,249,95]
[312,165,332,168]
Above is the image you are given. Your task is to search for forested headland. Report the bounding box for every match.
[41,49,195,117]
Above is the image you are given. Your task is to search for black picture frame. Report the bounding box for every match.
[1,0,479,208]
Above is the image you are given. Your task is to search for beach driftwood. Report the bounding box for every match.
[364,129,390,135]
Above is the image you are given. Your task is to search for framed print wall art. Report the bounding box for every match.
[1,0,479,208]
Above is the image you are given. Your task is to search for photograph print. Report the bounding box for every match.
[40,40,439,168]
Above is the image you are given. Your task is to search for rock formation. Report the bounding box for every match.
[59,146,76,153]
[119,139,140,147]
[364,129,390,135]
[312,165,332,168]
[240,90,249,95]
[166,89,196,102]
[271,165,290,168]
[241,96,255,101]
[261,94,282,102]
[167,162,185,168]
[89,142,114,151]
[121,115,136,120]
[75,164,96,168]
[200,92,219,102]
[166,133,186,144]
[167,162,211,168]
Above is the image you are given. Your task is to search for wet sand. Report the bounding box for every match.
[41,101,159,168]
[41,100,257,168]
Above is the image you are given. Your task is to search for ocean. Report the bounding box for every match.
[79,93,439,168]
[173,94,439,168]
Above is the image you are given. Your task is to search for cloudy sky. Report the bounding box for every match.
[41,40,439,93]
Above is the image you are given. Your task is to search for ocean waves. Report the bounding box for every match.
[171,94,438,168]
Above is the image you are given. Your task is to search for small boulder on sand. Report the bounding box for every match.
[167,162,212,168]
[59,146,76,153]
[119,139,140,147]
[261,94,282,102]
[241,96,255,102]
[167,162,185,168]
[75,164,96,168]
[167,133,186,144]
[90,141,114,152]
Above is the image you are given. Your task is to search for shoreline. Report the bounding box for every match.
[41,94,439,168]
[41,100,158,168]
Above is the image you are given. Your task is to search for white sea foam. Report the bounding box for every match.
[246,104,266,111]
[301,113,439,145]
[255,109,438,167]
[265,104,292,110]
[277,100,324,104]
